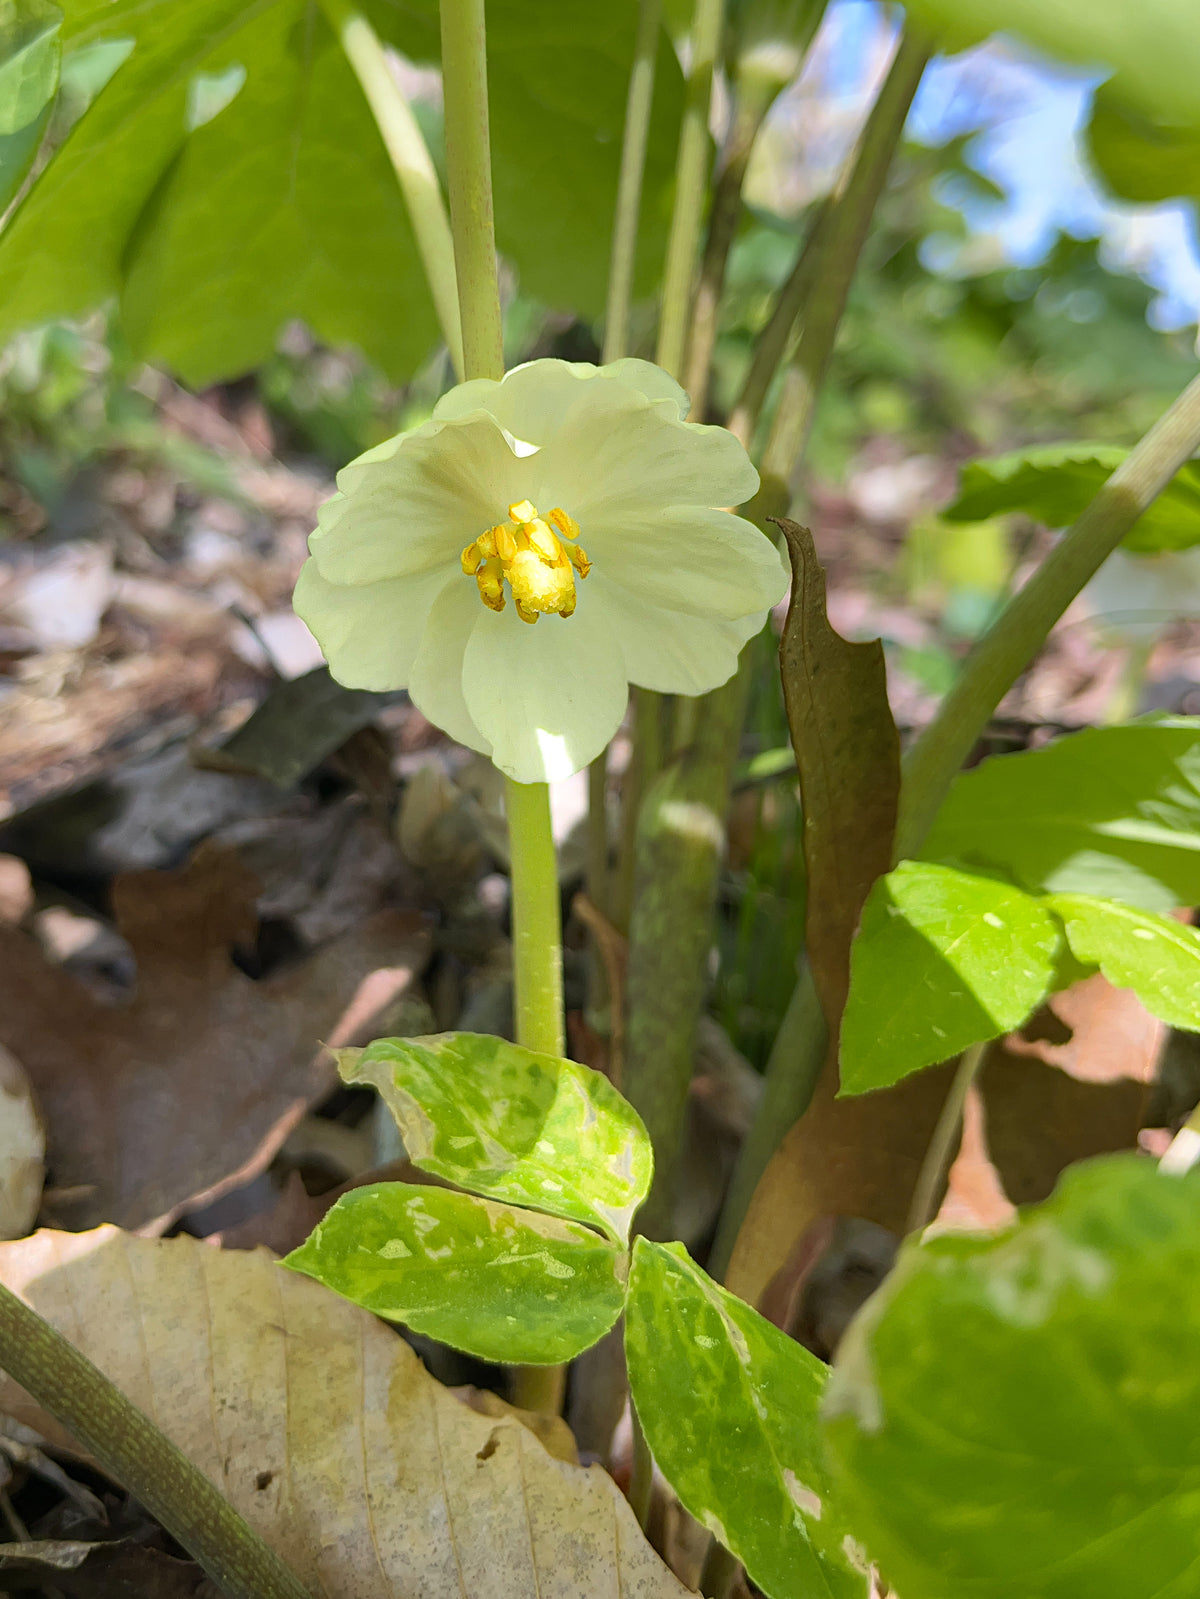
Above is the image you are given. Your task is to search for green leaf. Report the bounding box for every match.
[338,1033,652,1246]
[1085,87,1200,208]
[625,1238,868,1599]
[897,0,1200,130]
[0,0,683,382]
[944,443,1200,555]
[1046,893,1200,1031]
[840,862,1060,1093]
[823,1154,1200,1599]
[284,1182,626,1365]
[0,0,61,136]
[922,718,1200,912]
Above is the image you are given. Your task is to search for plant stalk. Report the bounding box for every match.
[895,366,1200,860]
[656,0,725,381]
[603,0,664,364]
[505,776,565,1058]
[322,0,464,377]
[439,0,504,382]
[906,1041,986,1233]
[0,1283,311,1599]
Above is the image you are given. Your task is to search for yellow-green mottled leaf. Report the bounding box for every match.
[626,1239,868,1599]
[339,1033,652,1246]
[285,1183,626,1366]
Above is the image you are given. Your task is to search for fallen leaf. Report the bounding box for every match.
[0,844,428,1231]
[775,519,900,1034]
[0,1227,694,1599]
[0,1539,220,1598]
[0,1042,43,1239]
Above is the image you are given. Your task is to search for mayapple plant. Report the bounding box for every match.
[4,0,1200,1596]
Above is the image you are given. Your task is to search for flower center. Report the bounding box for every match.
[460,500,591,624]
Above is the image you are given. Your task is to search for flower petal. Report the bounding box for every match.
[582,506,789,619]
[407,580,493,758]
[461,597,629,783]
[530,384,759,522]
[431,358,690,445]
[589,575,765,694]
[309,411,528,586]
[293,559,456,691]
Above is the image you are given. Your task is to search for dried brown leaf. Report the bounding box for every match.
[0,845,428,1231]
[776,519,900,1033]
[0,1227,693,1599]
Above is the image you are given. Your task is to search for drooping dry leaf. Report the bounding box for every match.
[0,845,428,1231]
[775,519,900,1033]
[0,1042,43,1239]
[0,1227,694,1599]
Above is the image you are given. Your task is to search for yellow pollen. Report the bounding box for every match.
[460,500,590,623]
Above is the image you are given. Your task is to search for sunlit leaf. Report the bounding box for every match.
[1046,893,1200,1031]
[285,1183,626,1365]
[922,718,1200,911]
[339,1032,652,1246]
[626,1238,868,1599]
[840,862,1060,1092]
[824,1155,1200,1599]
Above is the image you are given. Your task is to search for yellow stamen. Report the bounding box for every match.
[460,498,591,623]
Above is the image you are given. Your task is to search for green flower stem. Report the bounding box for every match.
[758,27,929,471]
[506,775,565,1058]
[322,0,464,378]
[906,1041,987,1234]
[0,1282,311,1599]
[602,0,664,364]
[656,0,724,381]
[439,0,503,382]
[894,366,1200,861]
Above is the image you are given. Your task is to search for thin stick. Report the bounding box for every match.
[906,1042,987,1234]
[0,1282,312,1599]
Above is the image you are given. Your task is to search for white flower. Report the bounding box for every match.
[1084,547,1200,642]
[295,358,788,783]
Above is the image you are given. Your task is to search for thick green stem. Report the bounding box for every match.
[760,27,928,471]
[323,0,464,377]
[505,776,565,1058]
[656,0,724,380]
[439,0,503,381]
[623,662,750,1239]
[895,368,1200,860]
[0,1283,311,1599]
[603,0,664,363]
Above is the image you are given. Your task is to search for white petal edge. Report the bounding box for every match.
[460,596,629,784]
[589,576,766,695]
[309,411,529,586]
[531,384,759,524]
[431,357,690,444]
[293,559,457,691]
[585,507,790,620]
[407,580,493,758]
